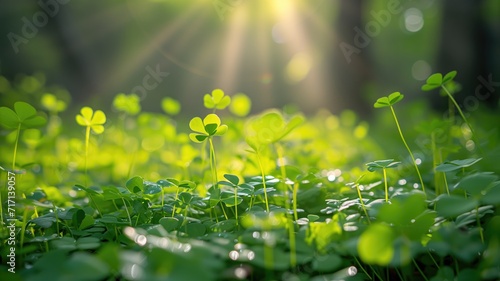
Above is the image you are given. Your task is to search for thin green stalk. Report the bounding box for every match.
[20,207,29,250]
[275,144,296,267]
[475,206,484,243]
[383,168,389,202]
[12,124,21,170]
[356,182,370,223]
[412,259,429,281]
[441,85,476,140]
[394,267,405,281]
[122,198,132,225]
[234,185,238,227]
[389,106,426,196]
[353,256,373,280]
[84,126,90,187]
[208,138,218,184]
[256,153,270,212]
[292,182,299,221]
[427,251,440,269]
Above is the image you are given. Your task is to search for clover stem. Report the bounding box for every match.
[275,143,296,267]
[12,123,21,170]
[476,206,484,244]
[389,105,426,196]
[356,182,370,223]
[234,184,238,227]
[256,152,270,212]
[84,126,90,187]
[441,85,476,139]
[208,138,218,185]
[383,168,389,202]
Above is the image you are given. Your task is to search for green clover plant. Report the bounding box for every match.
[422,71,477,146]
[113,93,141,116]
[244,110,304,212]
[374,92,426,196]
[366,159,400,202]
[0,101,46,227]
[189,113,228,219]
[204,89,231,112]
[0,101,47,170]
[76,107,106,186]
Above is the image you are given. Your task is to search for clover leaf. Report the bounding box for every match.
[421,71,457,91]
[366,159,401,172]
[204,89,231,110]
[189,113,228,143]
[374,92,404,108]
[244,110,304,151]
[113,93,141,115]
[76,107,107,134]
[41,94,67,113]
[0,101,47,129]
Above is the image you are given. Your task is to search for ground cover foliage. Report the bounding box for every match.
[0,71,500,280]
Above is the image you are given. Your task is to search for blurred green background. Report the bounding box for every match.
[1,0,499,117]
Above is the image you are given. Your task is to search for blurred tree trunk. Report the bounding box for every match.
[331,0,373,118]
[435,0,499,110]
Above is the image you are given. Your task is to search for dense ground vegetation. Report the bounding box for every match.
[0,72,499,280]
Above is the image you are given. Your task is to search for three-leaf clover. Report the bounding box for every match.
[204,89,231,110]
[41,94,67,113]
[76,107,107,134]
[374,92,404,108]
[421,71,457,91]
[0,101,47,129]
[113,93,141,115]
[189,114,228,143]
[366,159,401,172]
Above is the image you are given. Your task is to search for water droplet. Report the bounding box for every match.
[135,235,147,246]
[252,231,260,239]
[348,266,357,276]
[247,250,255,260]
[415,158,422,165]
[234,267,248,279]
[413,183,419,189]
[229,250,240,260]
[411,219,416,223]
[404,8,424,32]
[234,243,245,250]
[398,179,407,185]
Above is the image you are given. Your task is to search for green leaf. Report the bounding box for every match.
[454,173,497,197]
[366,159,400,171]
[112,93,141,115]
[161,97,181,115]
[185,223,206,237]
[66,252,110,281]
[442,70,457,84]
[224,174,239,185]
[160,217,180,231]
[434,194,478,218]
[435,158,482,172]
[204,89,231,110]
[374,97,390,108]
[0,106,19,129]
[229,93,251,117]
[426,73,443,86]
[358,223,395,266]
[388,92,404,105]
[189,117,205,134]
[214,124,228,136]
[76,237,101,250]
[15,101,37,121]
[312,254,342,272]
[481,182,500,205]
[126,176,144,193]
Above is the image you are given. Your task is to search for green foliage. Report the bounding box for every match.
[1,72,500,281]
[204,88,231,110]
[0,101,46,129]
[113,93,141,115]
[189,113,228,143]
[76,106,107,134]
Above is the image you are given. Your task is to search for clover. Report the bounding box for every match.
[421,71,457,91]
[113,93,141,116]
[0,101,47,130]
[189,113,228,143]
[204,89,231,110]
[76,107,106,134]
[0,101,47,170]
